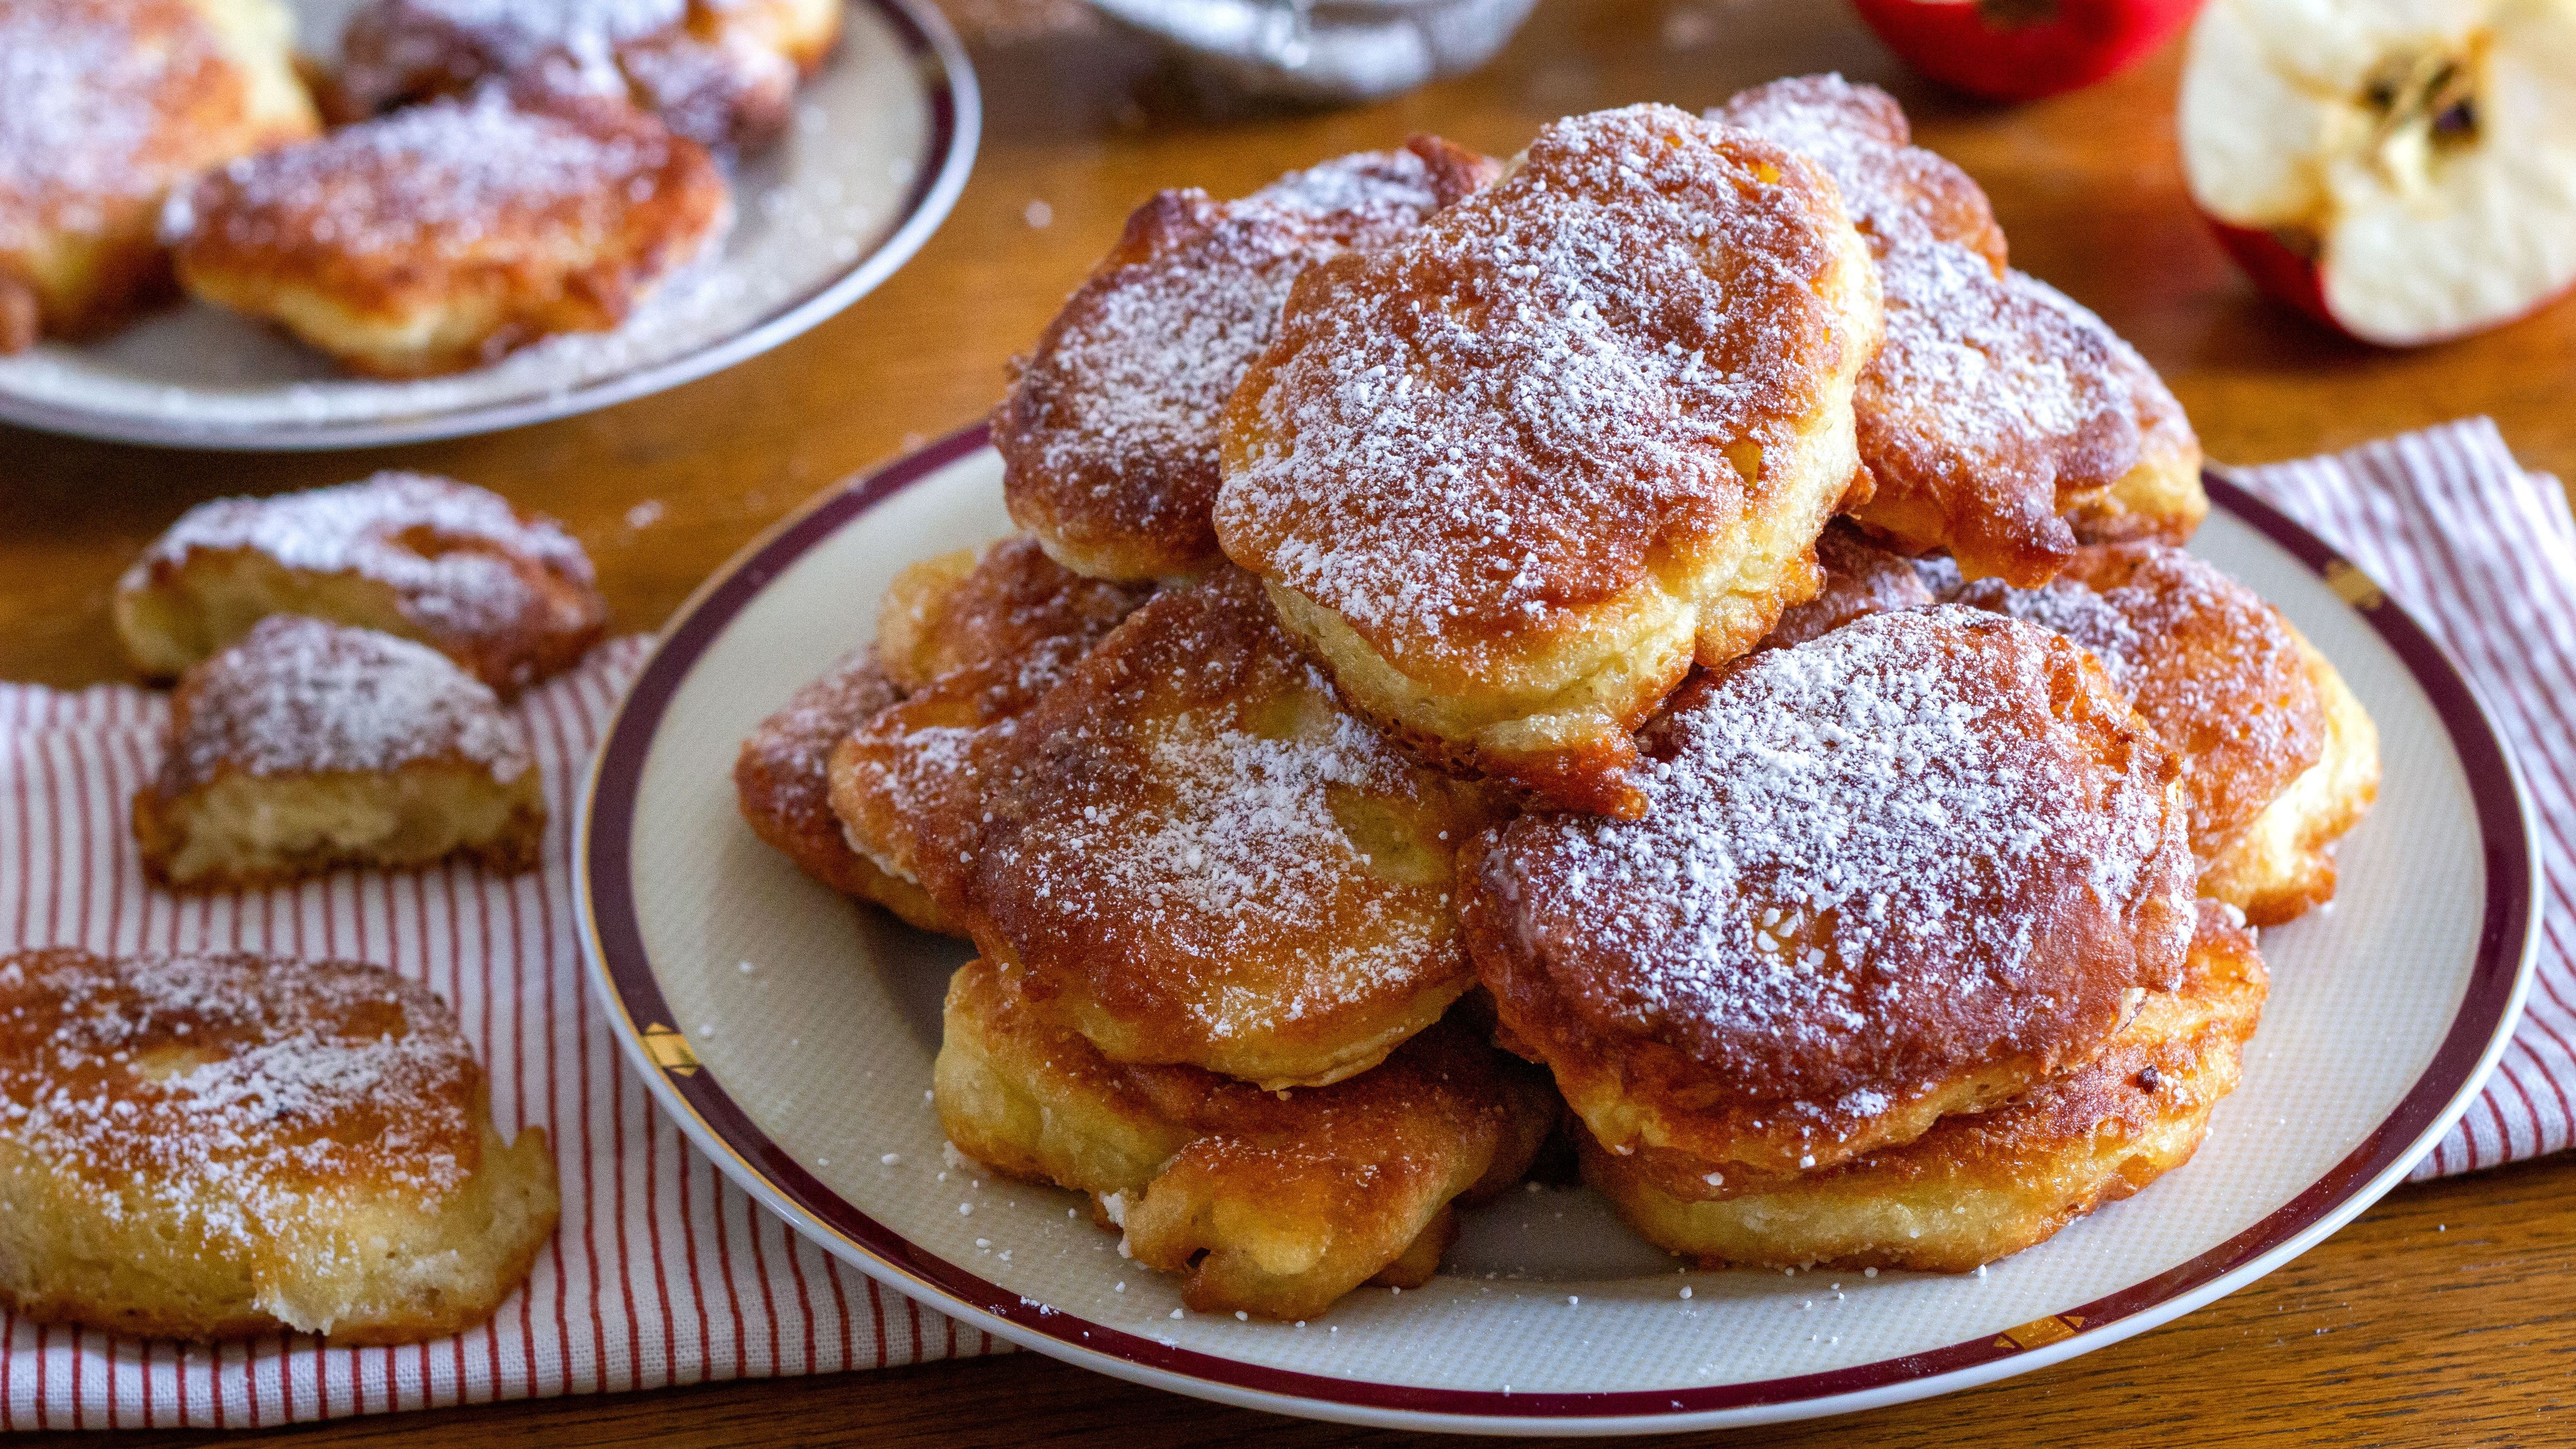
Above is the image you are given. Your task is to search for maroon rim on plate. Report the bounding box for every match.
[577,431,2538,1427]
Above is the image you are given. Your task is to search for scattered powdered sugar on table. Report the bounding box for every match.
[166,615,532,783]
[131,470,592,641]
[1487,608,2183,1072]
[0,949,478,1242]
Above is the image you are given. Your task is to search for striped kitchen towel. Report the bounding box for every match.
[0,637,997,1431]
[2225,417,2576,1178]
[1,417,2568,1428]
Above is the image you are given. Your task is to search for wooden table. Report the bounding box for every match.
[10,0,2576,1440]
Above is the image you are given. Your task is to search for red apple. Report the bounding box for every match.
[1851,0,2206,104]
[2180,0,2576,346]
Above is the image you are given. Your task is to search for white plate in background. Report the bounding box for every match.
[0,0,977,450]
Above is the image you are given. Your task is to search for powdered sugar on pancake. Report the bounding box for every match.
[1863,244,2128,472]
[127,471,594,641]
[1214,104,1861,670]
[1478,607,2190,1090]
[0,949,480,1240]
[976,571,1477,1047]
[165,615,532,786]
[997,147,1467,569]
[164,94,697,261]
[0,0,198,225]
[1948,574,2145,693]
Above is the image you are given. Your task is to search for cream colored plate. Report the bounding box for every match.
[578,432,2537,1434]
[0,0,976,449]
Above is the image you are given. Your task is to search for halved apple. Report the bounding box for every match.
[1851,0,2204,104]
[2180,0,2576,345]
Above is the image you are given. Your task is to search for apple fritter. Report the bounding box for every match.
[0,0,317,349]
[1215,104,1882,816]
[1584,902,2265,1272]
[167,91,728,378]
[995,138,1499,582]
[116,471,608,696]
[1944,540,2376,922]
[967,567,1501,1089]
[0,947,558,1343]
[1715,74,2207,584]
[1463,606,2196,1199]
[934,954,1555,1320]
[133,615,546,890]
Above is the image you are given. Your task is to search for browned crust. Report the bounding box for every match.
[1583,904,2265,1272]
[964,567,1500,1088]
[808,537,1147,932]
[170,96,729,378]
[0,0,319,344]
[995,138,1495,583]
[1461,611,2196,1186]
[937,955,1554,1319]
[731,648,917,900]
[1759,521,1934,650]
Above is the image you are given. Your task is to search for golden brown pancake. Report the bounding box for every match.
[338,0,839,148]
[1584,902,2265,1272]
[935,955,1556,1320]
[1462,606,2196,1199]
[116,470,609,696]
[0,0,317,348]
[133,615,547,889]
[1714,75,2206,584]
[967,567,1501,1089]
[820,538,1149,934]
[168,90,729,378]
[0,947,558,1342]
[1942,541,2376,920]
[1761,522,1933,649]
[733,646,940,920]
[2199,628,2380,925]
[995,138,1499,583]
[1215,104,1882,817]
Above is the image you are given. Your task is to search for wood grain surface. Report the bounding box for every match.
[7,0,2575,1441]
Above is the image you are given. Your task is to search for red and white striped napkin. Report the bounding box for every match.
[2224,417,2576,1178]
[0,417,2567,1428]
[0,637,997,1432]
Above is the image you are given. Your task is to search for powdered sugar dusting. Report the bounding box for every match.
[1214,104,1856,668]
[166,92,696,261]
[129,470,592,640]
[0,948,479,1245]
[1866,244,2118,452]
[998,148,1459,557]
[979,573,1472,1042]
[0,0,208,229]
[1948,574,2145,693]
[166,615,532,785]
[1483,607,2187,1083]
